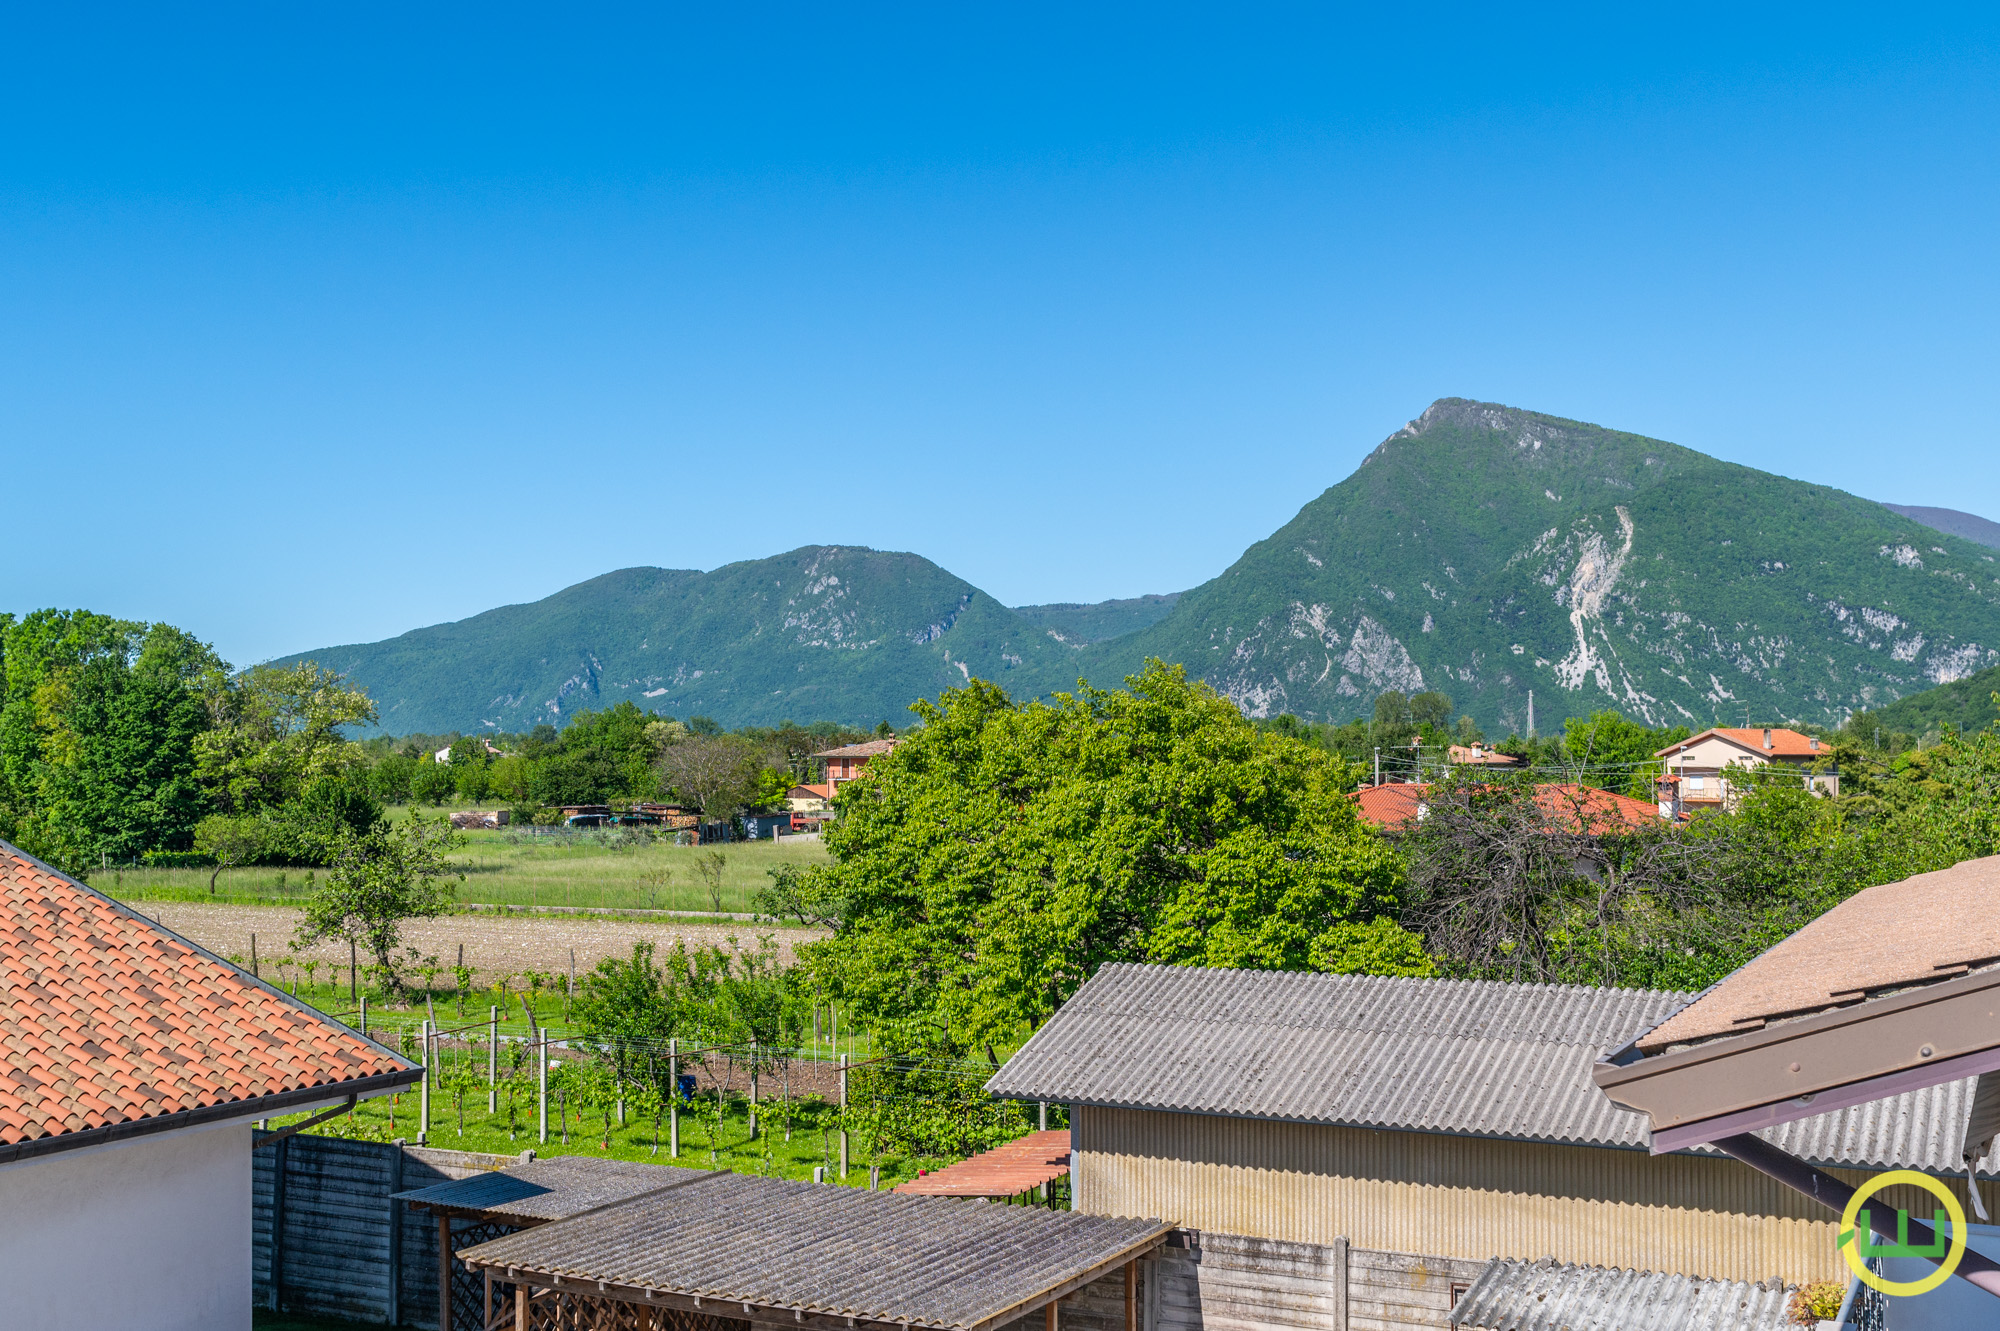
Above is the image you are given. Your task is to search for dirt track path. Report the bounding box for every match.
[132,901,824,983]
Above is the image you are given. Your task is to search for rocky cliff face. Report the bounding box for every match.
[1092,399,2000,732]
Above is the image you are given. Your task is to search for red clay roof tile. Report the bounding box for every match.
[0,841,416,1153]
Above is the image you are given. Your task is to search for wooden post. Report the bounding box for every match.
[1124,1260,1136,1331]
[538,1034,549,1144]
[668,1038,679,1158]
[749,1038,759,1140]
[360,994,368,1038]
[251,932,259,979]
[488,1006,499,1114]
[838,1053,849,1180]
[516,1283,528,1331]
[437,1212,454,1331]
[350,938,358,1001]
[483,1270,493,1331]
[1045,1300,1057,1331]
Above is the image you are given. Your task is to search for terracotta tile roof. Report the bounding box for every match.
[1349,782,1430,829]
[812,739,900,759]
[1637,854,2000,1052]
[1653,727,1827,761]
[788,783,834,800]
[892,1129,1072,1197]
[1347,782,1660,832]
[1447,744,1523,766]
[0,841,419,1159]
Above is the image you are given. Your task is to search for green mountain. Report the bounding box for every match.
[1087,399,2000,733]
[281,399,2000,736]
[1011,593,1181,645]
[1864,663,2000,737]
[282,547,1075,734]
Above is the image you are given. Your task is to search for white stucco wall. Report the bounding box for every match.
[0,1118,253,1331]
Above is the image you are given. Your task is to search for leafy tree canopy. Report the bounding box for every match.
[786,660,1425,1057]
[196,661,376,814]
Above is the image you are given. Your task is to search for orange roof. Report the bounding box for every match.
[813,739,899,759]
[1447,744,1523,766]
[1639,855,2000,1052]
[892,1129,1072,1197]
[1348,782,1661,832]
[1653,727,1827,760]
[788,783,833,799]
[1350,782,1431,829]
[0,843,418,1160]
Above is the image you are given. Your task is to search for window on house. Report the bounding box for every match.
[1449,1281,1471,1307]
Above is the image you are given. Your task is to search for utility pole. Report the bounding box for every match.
[1373,747,1380,787]
[1528,690,1535,739]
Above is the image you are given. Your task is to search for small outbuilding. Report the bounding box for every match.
[0,840,421,1331]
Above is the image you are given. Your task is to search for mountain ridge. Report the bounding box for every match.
[278,400,2000,735]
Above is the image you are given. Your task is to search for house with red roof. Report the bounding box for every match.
[0,841,420,1330]
[1349,781,1664,833]
[1654,726,1837,811]
[813,738,899,792]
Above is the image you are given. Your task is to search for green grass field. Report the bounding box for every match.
[101,825,831,914]
[267,1054,1013,1196]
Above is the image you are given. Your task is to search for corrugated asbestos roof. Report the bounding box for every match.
[394,1156,721,1223]
[988,963,1998,1174]
[457,1171,1166,1330]
[1449,1258,1795,1331]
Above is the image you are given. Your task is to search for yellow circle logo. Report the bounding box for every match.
[1838,1169,1968,1297]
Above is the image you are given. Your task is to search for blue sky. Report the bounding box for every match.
[5,7,1998,666]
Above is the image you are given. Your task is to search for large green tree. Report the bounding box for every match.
[786,661,1425,1057]
[0,610,221,872]
[196,661,377,813]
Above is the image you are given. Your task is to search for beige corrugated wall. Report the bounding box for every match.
[1076,1106,1975,1286]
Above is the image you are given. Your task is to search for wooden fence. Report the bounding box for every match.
[253,1132,526,1327]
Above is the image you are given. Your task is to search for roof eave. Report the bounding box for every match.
[0,1065,422,1167]
[1593,965,2000,1154]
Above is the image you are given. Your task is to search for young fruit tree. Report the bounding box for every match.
[293,810,463,995]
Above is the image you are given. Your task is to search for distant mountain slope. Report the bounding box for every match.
[280,400,2000,736]
[1864,662,2000,736]
[1011,593,1182,645]
[1881,504,2000,550]
[1085,400,2000,732]
[281,547,1074,734]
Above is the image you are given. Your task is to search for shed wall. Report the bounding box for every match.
[1074,1106,1860,1285]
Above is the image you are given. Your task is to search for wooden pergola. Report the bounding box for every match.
[410,1160,1166,1331]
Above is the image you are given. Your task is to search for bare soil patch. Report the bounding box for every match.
[134,901,824,983]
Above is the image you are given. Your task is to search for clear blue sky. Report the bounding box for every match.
[5,7,1997,667]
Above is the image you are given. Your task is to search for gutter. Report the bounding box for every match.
[0,1067,423,1167]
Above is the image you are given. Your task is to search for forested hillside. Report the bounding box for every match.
[1092,400,2000,733]
[273,399,2000,735]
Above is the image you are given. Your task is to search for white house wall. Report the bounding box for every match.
[0,1119,253,1331]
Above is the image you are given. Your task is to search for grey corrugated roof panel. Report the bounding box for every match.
[988,964,1686,1148]
[1449,1258,1795,1331]
[393,1156,721,1222]
[990,963,1997,1175]
[458,1173,1167,1330]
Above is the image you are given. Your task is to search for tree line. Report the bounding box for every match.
[0,607,882,880]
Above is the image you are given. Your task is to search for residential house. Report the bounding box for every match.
[988,962,1982,1329]
[0,840,420,1331]
[814,738,899,791]
[1445,743,1521,767]
[786,782,833,815]
[1349,780,1663,832]
[1654,726,1837,810]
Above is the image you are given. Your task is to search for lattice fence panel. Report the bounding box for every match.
[450,1222,517,1331]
